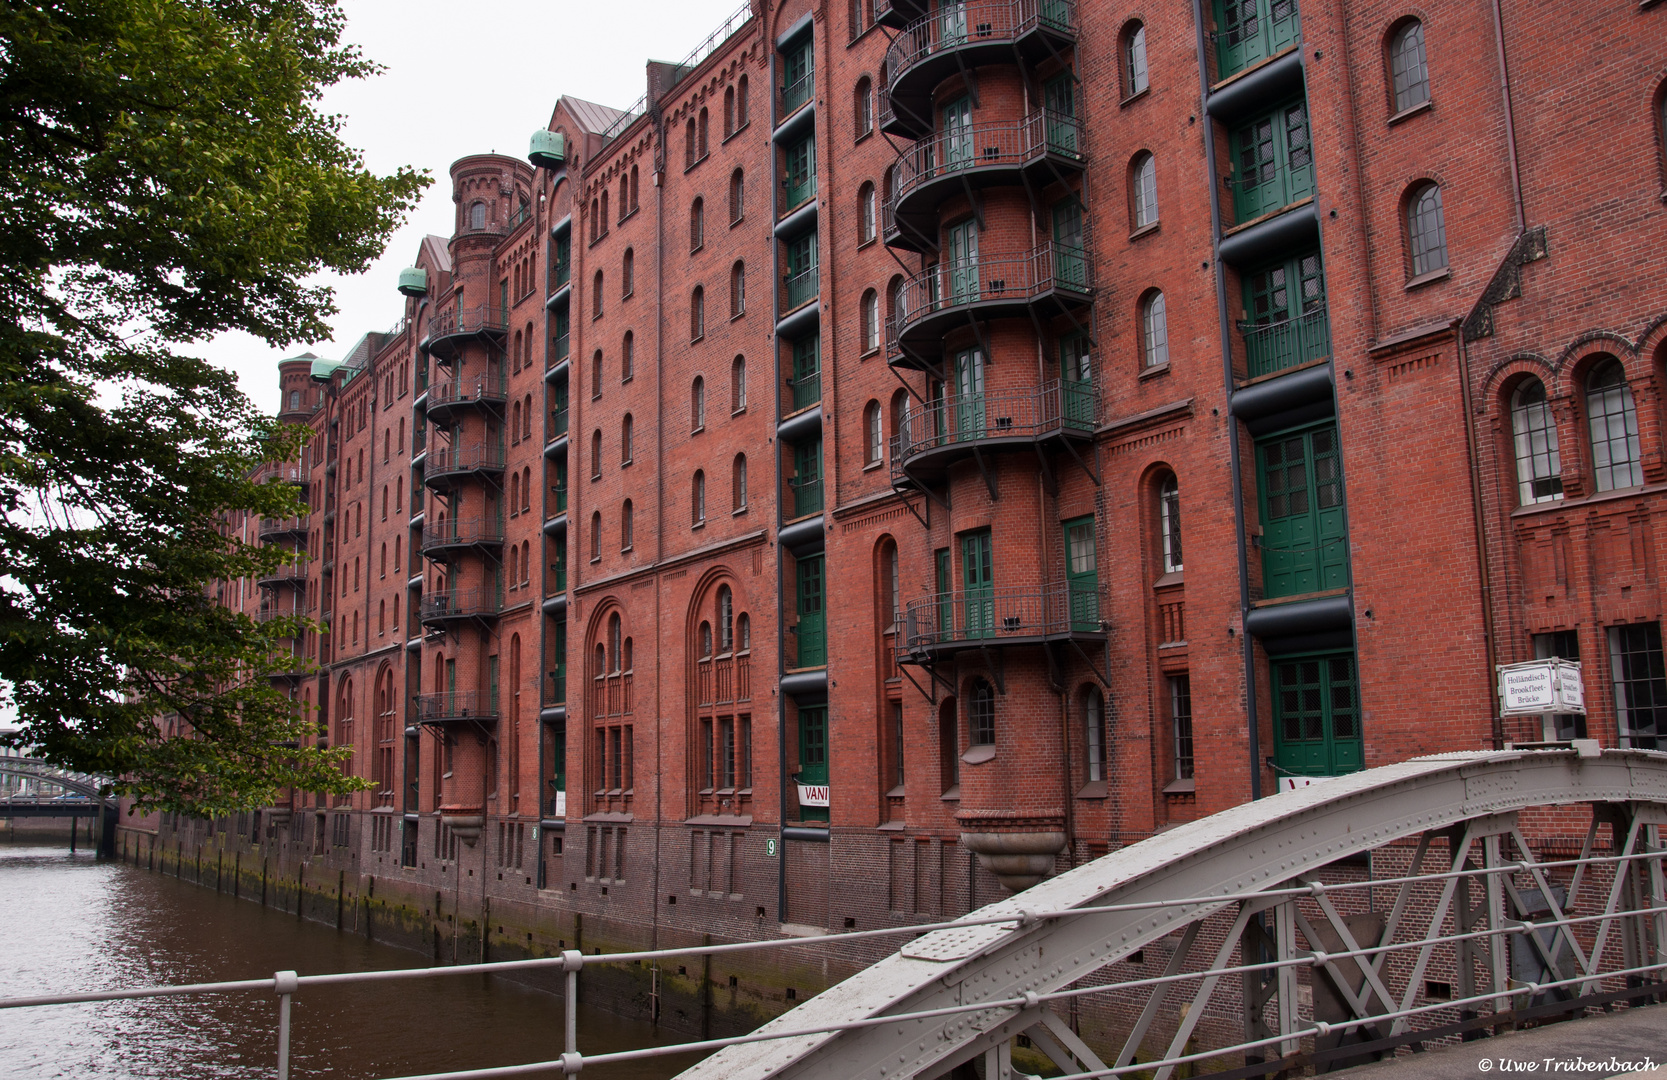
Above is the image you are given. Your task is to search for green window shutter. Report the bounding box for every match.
[1051,200,1087,289]
[1257,422,1348,598]
[941,96,973,169]
[1272,650,1363,777]
[1063,516,1098,632]
[960,530,993,639]
[944,218,979,304]
[935,548,952,644]
[1059,332,1094,428]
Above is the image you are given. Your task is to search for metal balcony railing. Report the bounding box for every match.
[782,264,819,312]
[252,462,305,485]
[428,373,507,411]
[549,408,569,439]
[551,485,568,514]
[256,563,307,588]
[425,304,507,343]
[252,608,305,625]
[900,579,1105,654]
[781,71,813,116]
[890,380,1094,477]
[1239,306,1331,380]
[545,667,567,707]
[788,368,821,413]
[782,170,816,213]
[549,332,570,366]
[884,0,1076,94]
[257,516,307,540]
[891,243,1091,340]
[426,443,507,479]
[421,516,504,552]
[889,110,1084,212]
[789,474,823,518]
[415,690,498,723]
[1223,157,1315,225]
[419,588,501,623]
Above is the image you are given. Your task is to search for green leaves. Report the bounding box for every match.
[0,0,428,815]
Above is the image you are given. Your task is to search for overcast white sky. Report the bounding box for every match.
[202,0,744,415]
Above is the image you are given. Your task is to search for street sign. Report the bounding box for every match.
[1497,658,1585,717]
[796,783,830,808]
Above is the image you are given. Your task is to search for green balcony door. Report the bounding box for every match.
[1064,516,1098,632]
[792,437,822,517]
[1043,73,1078,155]
[1257,421,1348,599]
[1272,651,1363,777]
[961,530,993,640]
[551,621,567,704]
[791,335,820,411]
[784,136,816,210]
[937,0,967,45]
[796,705,829,821]
[553,535,567,591]
[1229,99,1312,221]
[1213,0,1302,80]
[554,233,571,287]
[953,347,985,441]
[551,723,566,814]
[942,95,974,171]
[782,37,814,113]
[1243,251,1329,377]
[945,218,979,306]
[553,306,571,364]
[1052,200,1087,290]
[796,556,826,667]
[553,458,568,513]
[1060,332,1094,428]
[935,548,952,644]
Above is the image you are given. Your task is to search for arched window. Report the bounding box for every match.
[700,621,713,658]
[1586,358,1643,491]
[729,168,745,223]
[590,430,602,480]
[1159,473,1183,574]
[622,248,634,297]
[1083,687,1105,783]
[592,270,604,317]
[692,470,706,524]
[858,181,877,244]
[1389,20,1431,113]
[732,355,747,412]
[685,117,697,170]
[522,394,532,441]
[864,400,883,464]
[691,375,706,429]
[622,637,633,671]
[733,453,748,510]
[698,107,710,159]
[589,198,599,242]
[591,349,603,398]
[630,164,639,210]
[886,274,903,326]
[618,174,628,222]
[1122,22,1148,98]
[730,261,746,317]
[589,511,602,559]
[600,190,608,232]
[289,390,300,411]
[621,413,634,463]
[861,289,880,353]
[469,201,486,230]
[1141,290,1169,369]
[511,400,522,443]
[1406,183,1448,277]
[621,500,634,550]
[718,586,734,652]
[609,613,622,672]
[621,330,634,381]
[724,85,736,137]
[509,472,521,514]
[737,613,751,652]
[690,197,705,251]
[736,74,748,128]
[521,466,531,513]
[1131,152,1158,229]
[890,388,909,446]
[691,286,705,341]
[969,679,995,746]
[854,77,874,137]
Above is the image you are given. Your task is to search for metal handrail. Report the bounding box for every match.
[1238,306,1331,379]
[257,516,307,537]
[884,0,1076,94]
[428,373,507,409]
[548,408,569,438]
[421,517,504,550]
[901,579,1105,651]
[781,71,813,116]
[890,379,1094,467]
[782,265,819,311]
[787,369,821,413]
[789,474,823,518]
[414,691,498,723]
[889,110,1084,213]
[252,462,305,485]
[418,588,501,621]
[890,242,1092,338]
[426,444,507,476]
[425,304,507,341]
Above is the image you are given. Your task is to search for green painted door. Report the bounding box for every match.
[1272,651,1363,777]
[785,231,818,308]
[796,705,829,821]
[1043,73,1078,155]
[1060,332,1093,428]
[935,548,952,645]
[784,136,816,209]
[792,437,822,517]
[953,348,985,442]
[791,335,820,411]
[937,0,967,45]
[1243,250,1329,377]
[1257,422,1348,598]
[945,218,979,306]
[961,530,993,640]
[553,534,567,591]
[1229,99,1312,221]
[1213,0,1302,80]
[1063,516,1098,632]
[795,556,826,667]
[1052,200,1087,290]
[942,95,973,171]
[782,37,814,113]
[550,723,566,814]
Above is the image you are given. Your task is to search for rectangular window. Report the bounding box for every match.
[1064,516,1099,632]
[784,231,818,309]
[797,705,829,822]
[719,716,736,789]
[740,715,753,789]
[892,702,906,790]
[960,529,994,640]
[1532,631,1587,740]
[1256,421,1349,599]
[1170,676,1194,780]
[701,719,714,790]
[790,335,821,412]
[1607,623,1666,750]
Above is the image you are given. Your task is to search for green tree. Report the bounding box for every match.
[0,0,428,814]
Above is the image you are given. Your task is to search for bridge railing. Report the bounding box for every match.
[2,751,1664,1080]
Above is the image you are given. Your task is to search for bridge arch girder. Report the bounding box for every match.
[0,759,112,799]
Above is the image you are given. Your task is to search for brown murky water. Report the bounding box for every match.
[0,843,701,1079]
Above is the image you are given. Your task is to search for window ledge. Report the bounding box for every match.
[732,405,747,417]
[733,505,748,517]
[1139,362,1171,381]
[1153,571,1185,589]
[1163,777,1196,795]
[691,334,704,344]
[730,215,746,229]
[1387,99,1433,127]
[860,346,880,360]
[1404,267,1450,292]
[691,425,705,436]
[1510,481,1667,519]
[691,520,706,531]
[961,743,997,765]
[621,374,634,384]
[940,786,961,802]
[863,460,883,472]
[885,784,905,799]
[731,310,746,323]
[1119,86,1150,109]
[1129,221,1160,242]
[1076,780,1108,799]
[685,153,710,174]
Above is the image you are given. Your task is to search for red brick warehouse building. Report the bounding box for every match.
[173,0,1667,971]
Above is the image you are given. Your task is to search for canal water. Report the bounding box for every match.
[0,843,702,1079]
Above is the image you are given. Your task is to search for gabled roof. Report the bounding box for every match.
[559,95,633,135]
[419,234,452,273]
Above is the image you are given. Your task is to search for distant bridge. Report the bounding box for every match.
[0,752,117,854]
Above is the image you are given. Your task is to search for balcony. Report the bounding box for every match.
[423,443,507,491]
[787,368,821,414]
[886,111,1085,252]
[544,667,567,708]
[253,462,306,486]
[1223,158,1313,229]
[899,580,1106,662]
[890,379,1094,491]
[789,474,823,519]
[1239,307,1331,380]
[874,0,930,28]
[258,516,308,541]
[781,264,820,315]
[782,170,816,215]
[426,373,507,425]
[420,516,505,558]
[781,71,813,118]
[419,587,501,627]
[415,690,499,726]
[257,563,308,589]
[888,243,1093,364]
[882,0,1078,139]
[424,304,507,363]
[1212,0,1301,83]
[696,654,753,708]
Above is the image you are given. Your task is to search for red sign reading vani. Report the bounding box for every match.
[796,784,830,808]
